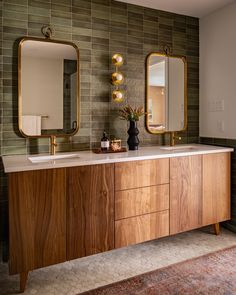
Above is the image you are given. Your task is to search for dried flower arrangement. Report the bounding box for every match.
[118,104,144,121]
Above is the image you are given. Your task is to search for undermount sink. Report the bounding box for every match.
[160,145,198,151]
[28,153,80,163]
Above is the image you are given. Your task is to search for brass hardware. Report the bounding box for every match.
[170,132,182,146]
[112,90,124,103]
[50,135,57,155]
[163,44,172,55]
[145,51,187,135]
[18,36,80,141]
[111,72,124,85]
[112,53,124,66]
[111,53,124,102]
[41,25,53,39]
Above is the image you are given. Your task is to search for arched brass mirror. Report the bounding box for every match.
[18,37,80,153]
[145,52,187,135]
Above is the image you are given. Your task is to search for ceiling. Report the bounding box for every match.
[116,0,235,18]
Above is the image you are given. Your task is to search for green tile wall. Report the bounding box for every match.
[0,0,199,260]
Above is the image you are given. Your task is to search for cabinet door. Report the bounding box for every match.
[170,155,202,234]
[202,153,230,225]
[67,164,114,260]
[9,168,66,275]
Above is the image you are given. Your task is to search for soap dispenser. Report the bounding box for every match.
[101,131,109,151]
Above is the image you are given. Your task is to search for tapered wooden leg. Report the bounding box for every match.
[20,272,29,293]
[213,223,221,235]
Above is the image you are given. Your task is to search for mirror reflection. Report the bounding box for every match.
[19,39,79,137]
[146,53,186,134]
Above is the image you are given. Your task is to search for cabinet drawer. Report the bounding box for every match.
[115,159,169,191]
[115,184,169,220]
[115,210,169,248]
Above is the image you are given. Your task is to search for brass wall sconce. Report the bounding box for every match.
[112,89,124,103]
[111,53,124,103]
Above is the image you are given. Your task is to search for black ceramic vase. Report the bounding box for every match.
[127,120,139,150]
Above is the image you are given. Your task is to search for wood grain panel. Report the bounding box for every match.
[67,164,114,260]
[170,155,202,235]
[115,211,169,248]
[115,159,169,191]
[115,184,169,220]
[8,168,66,275]
[202,153,231,225]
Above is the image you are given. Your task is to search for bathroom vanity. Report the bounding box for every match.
[2,144,233,292]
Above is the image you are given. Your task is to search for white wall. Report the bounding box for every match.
[200,2,236,139]
[22,56,63,130]
[168,58,185,131]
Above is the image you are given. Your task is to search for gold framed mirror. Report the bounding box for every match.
[145,52,187,134]
[18,37,80,139]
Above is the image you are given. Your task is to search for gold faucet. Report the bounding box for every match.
[50,135,57,155]
[170,132,182,146]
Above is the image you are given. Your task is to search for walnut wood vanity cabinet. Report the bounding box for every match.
[170,153,230,235]
[7,152,231,292]
[114,159,170,248]
[67,164,114,260]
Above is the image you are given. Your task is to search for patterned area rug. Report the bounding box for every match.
[80,246,236,295]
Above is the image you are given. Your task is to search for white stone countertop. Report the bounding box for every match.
[2,144,234,173]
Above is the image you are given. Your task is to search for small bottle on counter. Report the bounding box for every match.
[101,131,110,151]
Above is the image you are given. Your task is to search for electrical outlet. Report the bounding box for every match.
[217,120,224,132]
[216,100,224,111]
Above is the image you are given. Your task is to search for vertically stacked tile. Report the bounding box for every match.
[0,0,2,155]
[126,4,145,143]
[109,0,128,143]
[51,0,72,41]
[143,7,159,55]
[28,0,50,37]
[72,0,92,150]
[186,17,199,143]
[91,0,110,147]
[171,14,188,143]
[172,14,187,56]
[142,7,162,146]
[2,0,27,155]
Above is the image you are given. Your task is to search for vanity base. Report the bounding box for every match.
[213,223,221,235]
[17,223,223,292]
[6,151,230,293]
[20,272,28,293]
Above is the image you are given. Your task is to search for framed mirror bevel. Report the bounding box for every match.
[145,52,187,135]
[18,36,80,138]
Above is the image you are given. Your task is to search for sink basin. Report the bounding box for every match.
[160,145,197,151]
[28,153,80,163]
